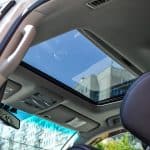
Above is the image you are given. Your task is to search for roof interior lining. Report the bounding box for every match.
[1,0,150,143]
[0,0,135,141]
[32,0,150,73]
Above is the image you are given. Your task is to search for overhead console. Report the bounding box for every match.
[40,105,100,132]
[1,65,121,143]
[4,76,100,133]
[3,77,101,134]
[9,88,63,114]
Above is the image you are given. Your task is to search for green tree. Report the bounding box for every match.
[94,133,142,150]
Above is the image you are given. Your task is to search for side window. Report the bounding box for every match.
[90,130,144,150]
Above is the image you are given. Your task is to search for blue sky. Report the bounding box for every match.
[23,30,111,87]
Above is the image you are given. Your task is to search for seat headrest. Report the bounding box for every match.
[121,72,150,145]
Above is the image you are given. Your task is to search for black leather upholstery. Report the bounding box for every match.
[121,72,150,145]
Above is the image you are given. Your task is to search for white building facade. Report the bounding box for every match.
[75,59,135,101]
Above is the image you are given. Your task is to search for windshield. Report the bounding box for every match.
[23,30,137,103]
[0,109,79,150]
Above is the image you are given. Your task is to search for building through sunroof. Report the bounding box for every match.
[75,58,135,101]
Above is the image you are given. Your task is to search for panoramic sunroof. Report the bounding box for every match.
[23,30,136,104]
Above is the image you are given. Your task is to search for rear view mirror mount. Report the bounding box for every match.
[0,82,20,129]
[0,106,20,129]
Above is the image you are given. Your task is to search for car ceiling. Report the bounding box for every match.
[34,0,150,73]
[1,0,150,143]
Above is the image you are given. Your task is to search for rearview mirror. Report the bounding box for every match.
[0,107,20,129]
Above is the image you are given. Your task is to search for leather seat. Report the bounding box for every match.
[121,72,150,145]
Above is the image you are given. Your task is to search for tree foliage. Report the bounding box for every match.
[94,133,143,150]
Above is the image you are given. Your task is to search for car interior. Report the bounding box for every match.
[0,0,149,149]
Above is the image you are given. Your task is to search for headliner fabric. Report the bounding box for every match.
[121,72,150,145]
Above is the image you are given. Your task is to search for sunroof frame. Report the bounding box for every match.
[21,62,125,106]
[21,29,138,106]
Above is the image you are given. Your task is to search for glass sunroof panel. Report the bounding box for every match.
[23,30,137,103]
